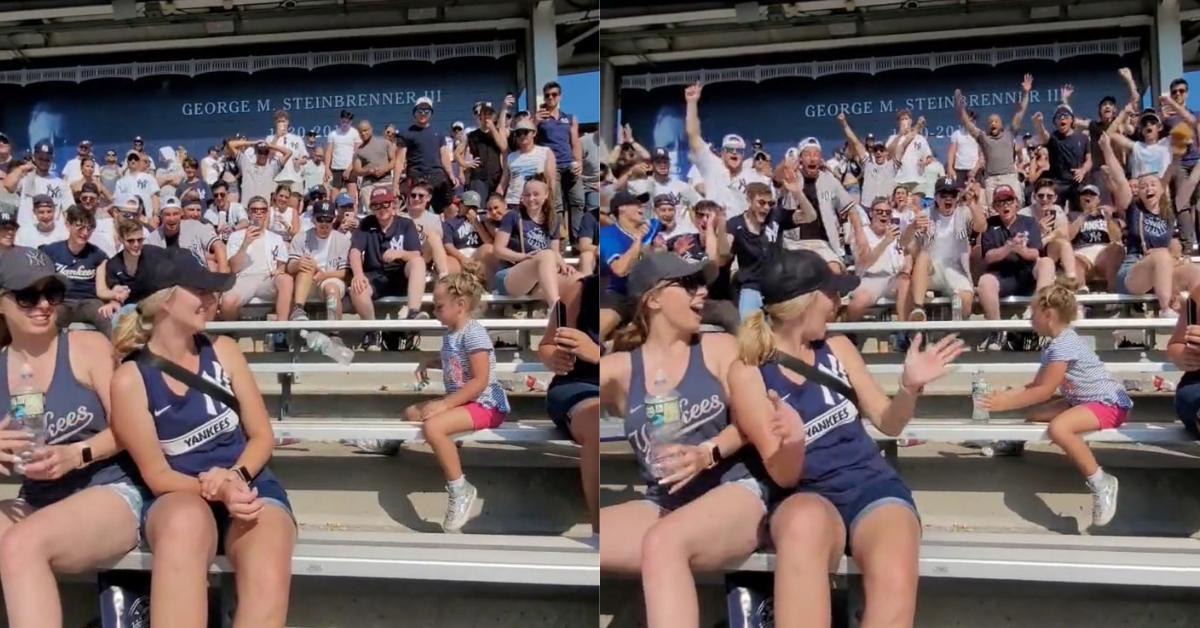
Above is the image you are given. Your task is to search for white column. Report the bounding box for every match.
[1154,0,1184,98]
[525,0,558,107]
[600,61,617,146]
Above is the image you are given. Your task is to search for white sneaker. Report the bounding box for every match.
[1090,474,1119,528]
[442,481,478,532]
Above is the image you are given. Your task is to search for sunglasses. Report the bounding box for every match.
[415,108,432,115]
[315,216,334,224]
[1173,88,1188,95]
[69,222,94,233]
[79,194,98,202]
[8,282,65,309]
[248,206,269,212]
[1036,193,1056,200]
[724,148,743,155]
[410,193,429,199]
[369,203,391,212]
[662,273,705,294]
[544,91,561,98]
[213,193,227,199]
[125,237,144,244]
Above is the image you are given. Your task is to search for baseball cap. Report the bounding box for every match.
[136,246,235,296]
[1139,108,1162,125]
[610,190,650,213]
[0,209,16,227]
[798,137,822,152]
[78,140,92,149]
[79,182,100,196]
[305,129,317,138]
[514,118,537,132]
[0,247,64,292]
[311,200,336,220]
[306,185,326,199]
[653,194,675,207]
[452,121,464,131]
[627,251,718,297]
[181,193,204,208]
[254,141,270,154]
[473,101,494,115]
[1080,184,1101,196]
[992,184,1017,203]
[133,136,144,143]
[1053,106,1074,120]
[721,134,745,150]
[752,139,763,148]
[369,187,395,204]
[34,143,52,156]
[760,249,860,307]
[934,177,959,195]
[32,194,54,209]
[334,193,355,207]
[461,191,482,208]
[161,196,182,210]
[651,148,670,162]
[0,133,10,144]
[113,193,140,209]
[414,96,434,111]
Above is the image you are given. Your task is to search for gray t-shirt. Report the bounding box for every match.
[580,132,602,192]
[146,220,218,266]
[158,162,185,201]
[287,228,351,272]
[237,154,283,204]
[859,157,898,205]
[976,129,1017,177]
[408,209,444,247]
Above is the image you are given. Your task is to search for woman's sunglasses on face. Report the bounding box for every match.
[662,273,706,294]
[315,216,334,224]
[9,282,65,309]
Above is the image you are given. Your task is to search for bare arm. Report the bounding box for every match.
[1010,73,1033,131]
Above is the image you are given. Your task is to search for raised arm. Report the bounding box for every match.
[1031,111,1050,146]
[1099,134,1133,209]
[954,90,983,139]
[1010,73,1033,131]
[683,83,709,156]
[836,114,867,161]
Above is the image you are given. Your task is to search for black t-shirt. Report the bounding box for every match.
[1069,211,1112,248]
[396,124,444,176]
[40,240,108,300]
[351,215,421,274]
[1047,130,1090,183]
[980,214,1042,276]
[550,273,599,388]
[106,244,165,303]
[466,128,503,181]
[726,206,797,290]
[578,210,599,243]
[1086,120,1113,172]
[443,215,484,249]
[794,176,825,241]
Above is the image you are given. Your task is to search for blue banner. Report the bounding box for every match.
[1,56,517,171]
[619,54,1140,179]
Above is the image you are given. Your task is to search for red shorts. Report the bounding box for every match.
[465,402,508,430]
[1083,401,1129,430]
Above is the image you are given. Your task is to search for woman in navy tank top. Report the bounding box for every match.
[0,247,145,627]
[108,247,295,628]
[731,249,964,628]
[600,252,775,628]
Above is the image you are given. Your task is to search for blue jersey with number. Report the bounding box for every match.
[134,335,246,476]
[758,340,895,498]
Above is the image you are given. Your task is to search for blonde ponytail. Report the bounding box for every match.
[736,309,776,366]
[112,288,175,358]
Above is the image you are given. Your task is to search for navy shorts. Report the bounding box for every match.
[1174,380,1200,439]
[799,476,919,556]
[141,473,294,551]
[546,380,599,439]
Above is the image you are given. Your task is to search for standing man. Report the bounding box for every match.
[955,74,1032,206]
[226,138,292,209]
[536,81,584,239]
[1033,105,1091,213]
[3,143,72,227]
[397,96,456,213]
[325,109,362,197]
[268,109,308,186]
[352,120,399,211]
[461,100,508,201]
[61,140,92,185]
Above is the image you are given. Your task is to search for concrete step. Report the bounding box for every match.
[266,392,551,419]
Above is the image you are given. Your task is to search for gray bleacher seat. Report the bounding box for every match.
[273,418,572,443]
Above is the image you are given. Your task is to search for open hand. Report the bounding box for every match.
[656,444,710,494]
[901,333,965,391]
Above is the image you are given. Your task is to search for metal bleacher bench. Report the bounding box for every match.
[107,531,599,587]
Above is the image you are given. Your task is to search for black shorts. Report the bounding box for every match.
[991,268,1037,298]
[367,269,409,299]
[331,170,348,190]
[600,289,631,323]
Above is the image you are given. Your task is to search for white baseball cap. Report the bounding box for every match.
[721,134,746,150]
[799,137,822,153]
[414,96,434,111]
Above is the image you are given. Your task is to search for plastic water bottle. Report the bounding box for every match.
[300,330,354,365]
[971,371,990,424]
[324,296,337,321]
[645,370,684,478]
[10,362,46,475]
[951,293,963,321]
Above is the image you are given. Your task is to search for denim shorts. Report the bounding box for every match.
[493,266,514,296]
[794,476,920,556]
[642,477,768,514]
[1174,379,1200,439]
[140,475,295,549]
[19,478,147,522]
[1115,253,1140,295]
[546,380,599,438]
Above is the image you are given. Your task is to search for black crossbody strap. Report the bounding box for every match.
[771,350,859,408]
[126,346,241,414]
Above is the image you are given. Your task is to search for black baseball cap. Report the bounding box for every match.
[651,148,670,162]
[79,182,100,196]
[760,249,860,306]
[137,246,235,296]
[311,200,335,220]
[627,251,717,296]
[653,194,675,207]
[32,194,53,208]
[0,209,17,227]
[609,190,649,213]
[34,143,52,156]
[934,177,959,195]
[0,247,63,291]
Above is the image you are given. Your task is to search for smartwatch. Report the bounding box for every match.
[706,442,723,468]
[234,465,253,484]
[79,445,94,468]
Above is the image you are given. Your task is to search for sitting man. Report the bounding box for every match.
[146,196,228,272]
[402,182,452,276]
[348,185,426,349]
[16,194,65,248]
[287,199,351,321]
[181,192,209,224]
[0,210,15,251]
[96,220,165,322]
[845,196,911,323]
[220,196,295,342]
[909,177,988,321]
[977,184,1056,350]
[40,204,116,333]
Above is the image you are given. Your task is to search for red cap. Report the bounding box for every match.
[992,185,1016,203]
[370,187,395,204]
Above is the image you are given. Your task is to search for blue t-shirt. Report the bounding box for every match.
[496,209,560,270]
[443,215,484,250]
[177,179,213,206]
[1122,202,1172,256]
[396,124,444,176]
[1040,327,1132,409]
[578,210,599,243]
[598,223,636,295]
[980,214,1043,275]
[440,319,511,413]
[40,240,108,300]
[351,215,421,274]
[536,111,575,164]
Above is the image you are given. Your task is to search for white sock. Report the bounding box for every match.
[1086,468,1106,489]
[448,476,467,492]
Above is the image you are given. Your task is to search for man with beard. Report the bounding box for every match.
[352,120,400,211]
[627,148,703,221]
[782,137,856,272]
[955,74,1032,207]
[397,96,456,213]
[3,143,71,227]
[837,113,897,208]
[146,196,228,272]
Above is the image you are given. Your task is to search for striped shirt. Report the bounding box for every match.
[1041,327,1132,409]
[441,319,511,413]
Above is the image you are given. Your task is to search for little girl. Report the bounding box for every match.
[983,279,1132,528]
[410,272,512,532]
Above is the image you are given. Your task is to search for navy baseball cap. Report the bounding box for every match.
[627,251,717,296]
[311,200,336,220]
[651,148,670,162]
[136,246,235,296]
[610,191,649,213]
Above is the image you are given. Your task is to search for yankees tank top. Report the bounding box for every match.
[624,336,757,511]
[0,331,137,508]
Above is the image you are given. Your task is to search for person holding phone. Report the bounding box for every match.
[908,177,988,323]
[218,197,294,333]
[1020,179,1079,289]
[845,197,911,323]
[598,190,652,339]
[1169,288,1200,436]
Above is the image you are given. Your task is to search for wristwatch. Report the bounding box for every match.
[234,465,253,484]
[79,445,94,468]
[705,442,723,469]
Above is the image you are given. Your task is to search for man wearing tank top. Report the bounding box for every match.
[535,81,584,238]
[353,120,398,214]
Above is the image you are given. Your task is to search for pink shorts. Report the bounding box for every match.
[465,402,508,430]
[1083,401,1129,430]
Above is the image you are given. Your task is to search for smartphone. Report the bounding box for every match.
[556,300,569,330]
[642,218,661,245]
[1188,295,1198,330]
[890,216,901,227]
